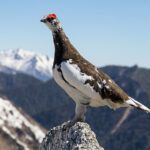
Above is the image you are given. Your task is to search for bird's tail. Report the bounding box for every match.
[126,97,150,113]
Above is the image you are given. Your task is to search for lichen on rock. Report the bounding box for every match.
[39,121,104,150]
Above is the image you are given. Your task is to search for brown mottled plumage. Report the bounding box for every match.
[41,14,150,126]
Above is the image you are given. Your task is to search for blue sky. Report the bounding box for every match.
[0,0,150,68]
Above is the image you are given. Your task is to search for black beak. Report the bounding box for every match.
[40,19,46,23]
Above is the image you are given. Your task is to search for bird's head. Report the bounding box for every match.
[40,14,62,32]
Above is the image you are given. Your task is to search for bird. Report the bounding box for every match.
[41,13,150,126]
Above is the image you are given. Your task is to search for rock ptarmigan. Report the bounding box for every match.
[41,14,150,125]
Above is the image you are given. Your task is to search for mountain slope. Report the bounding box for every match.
[0,49,53,81]
[0,96,46,150]
[0,71,42,90]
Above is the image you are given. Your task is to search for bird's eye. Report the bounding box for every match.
[47,17,54,22]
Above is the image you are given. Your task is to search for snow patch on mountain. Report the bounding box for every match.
[0,49,53,81]
[0,97,46,150]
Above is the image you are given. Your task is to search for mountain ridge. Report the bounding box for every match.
[0,49,53,81]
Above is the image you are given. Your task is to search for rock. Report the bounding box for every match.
[39,121,104,150]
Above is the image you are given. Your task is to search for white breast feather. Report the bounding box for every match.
[53,65,91,104]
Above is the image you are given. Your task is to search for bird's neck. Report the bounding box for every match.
[52,29,75,67]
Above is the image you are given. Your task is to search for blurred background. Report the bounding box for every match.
[0,0,150,150]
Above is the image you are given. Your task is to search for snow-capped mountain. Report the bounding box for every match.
[0,49,53,81]
[0,96,46,150]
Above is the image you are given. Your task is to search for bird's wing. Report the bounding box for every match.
[60,60,100,99]
[60,60,129,103]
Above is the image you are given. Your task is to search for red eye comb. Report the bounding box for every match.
[48,14,56,18]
